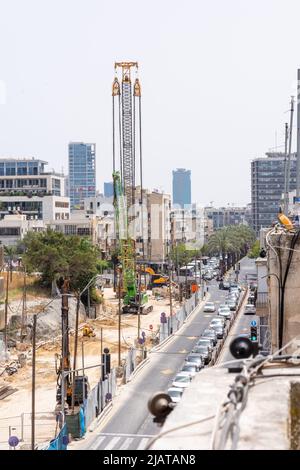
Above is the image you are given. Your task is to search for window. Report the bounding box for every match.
[0,227,20,236]
[55,201,69,208]
[77,228,91,236]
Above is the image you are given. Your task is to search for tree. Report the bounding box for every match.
[248,240,260,259]
[22,229,100,293]
[4,245,16,281]
[207,225,256,273]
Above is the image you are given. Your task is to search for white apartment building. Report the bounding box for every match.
[0,214,44,246]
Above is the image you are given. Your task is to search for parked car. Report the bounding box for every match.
[196,338,214,351]
[167,387,184,403]
[218,306,231,320]
[172,372,192,389]
[222,281,230,290]
[244,304,256,315]
[227,299,237,311]
[181,364,198,377]
[203,302,216,313]
[201,328,217,345]
[191,345,212,364]
[230,283,241,291]
[185,354,204,371]
[212,325,225,339]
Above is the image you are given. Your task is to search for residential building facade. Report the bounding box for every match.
[251,152,297,234]
[68,143,96,209]
[0,158,69,223]
[204,206,248,230]
[104,181,114,198]
[0,158,64,196]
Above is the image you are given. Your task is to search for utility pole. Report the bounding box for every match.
[296,69,300,198]
[118,271,121,367]
[4,264,9,352]
[21,265,27,342]
[71,293,80,411]
[137,270,142,342]
[284,97,295,213]
[31,314,37,451]
[284,122,289,213]
[61,279,70,418]
[169,263,173,334]
[100,327,103,380]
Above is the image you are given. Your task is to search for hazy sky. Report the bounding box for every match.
[0,0,300,206]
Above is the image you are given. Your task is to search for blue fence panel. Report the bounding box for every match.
[47,424,68,451]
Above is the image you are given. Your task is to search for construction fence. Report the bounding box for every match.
[1,293,200,450]
[159,292,199,342]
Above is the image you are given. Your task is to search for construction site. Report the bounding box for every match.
[0,62,198,450]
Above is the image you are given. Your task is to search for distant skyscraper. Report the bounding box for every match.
[68,142,96,209]
[172,168,191,207]
[104,181,114,198]
[251,152,297,234]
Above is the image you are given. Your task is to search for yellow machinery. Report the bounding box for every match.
[141,266,169,288]
[278,211,294,231]
[82,324,96,338]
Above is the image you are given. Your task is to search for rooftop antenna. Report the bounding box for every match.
[284,96,295,213]
[297,69,300,198]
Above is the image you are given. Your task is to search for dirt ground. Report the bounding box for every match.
[0,285,180,448]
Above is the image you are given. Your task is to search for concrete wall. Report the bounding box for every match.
[268,231,300,353]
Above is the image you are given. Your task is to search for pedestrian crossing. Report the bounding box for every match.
[89,433,154,451]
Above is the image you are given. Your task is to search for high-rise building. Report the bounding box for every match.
[104,181,114,198]
[204,206,247,230]
[251,152,297,234]
[68,142,96,209]
[172,168,191,208]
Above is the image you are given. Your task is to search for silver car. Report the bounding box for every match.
[218,306,231,319]
[167,387,183,403]
[203,302,216,313]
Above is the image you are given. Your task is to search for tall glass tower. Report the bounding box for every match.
[172,168,191,207]
[68,142,96,209]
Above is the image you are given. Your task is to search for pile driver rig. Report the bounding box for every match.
[112,62,152,314]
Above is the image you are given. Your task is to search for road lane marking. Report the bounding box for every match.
[136,438,149,450]
[104,436,122,450]
[160,368,174,375]
[90,436,106,450]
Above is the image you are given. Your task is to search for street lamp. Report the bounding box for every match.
[71,274,102,411]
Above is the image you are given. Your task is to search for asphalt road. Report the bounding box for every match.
[81,278,228,450]
[81,258,257,450]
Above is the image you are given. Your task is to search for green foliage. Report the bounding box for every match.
[22,229,100,292]
[170,243,201,267]
[208,225,256,258]
[96,259,109,273]
[248,240,260,259]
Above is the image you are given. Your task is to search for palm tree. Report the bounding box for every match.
[208,227,235,275]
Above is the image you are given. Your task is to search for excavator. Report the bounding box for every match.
[140,266,169,288]
[113,171,153,314]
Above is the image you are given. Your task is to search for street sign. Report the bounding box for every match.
[250,320,257,327]
[8,436,19,448]
[160,312,167,324]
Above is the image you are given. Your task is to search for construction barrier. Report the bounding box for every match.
[46,424,68,451]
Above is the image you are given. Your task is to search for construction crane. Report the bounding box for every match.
[112,62,152,314]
